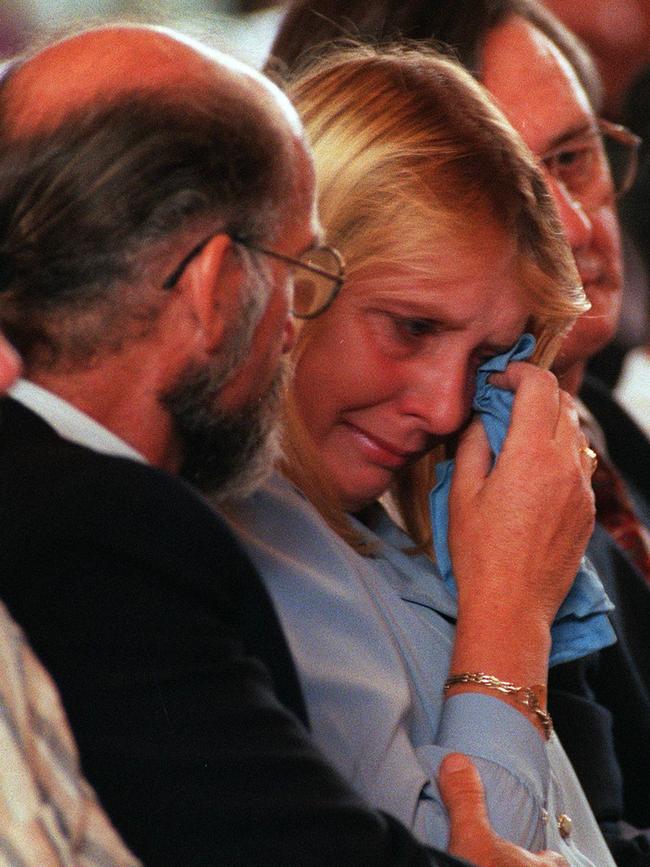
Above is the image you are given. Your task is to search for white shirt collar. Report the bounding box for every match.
[614,347,650,440]
[9,378,146,464]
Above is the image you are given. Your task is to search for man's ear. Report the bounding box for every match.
[0,333,20,393]
[176,233,241,352]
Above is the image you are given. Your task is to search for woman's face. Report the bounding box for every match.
[292,222,530,511]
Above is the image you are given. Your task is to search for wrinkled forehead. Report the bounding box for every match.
[480,16,595,157]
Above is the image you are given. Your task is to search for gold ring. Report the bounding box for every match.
[579,445,598,473]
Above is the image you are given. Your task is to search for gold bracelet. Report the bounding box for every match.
[444,672,553,740]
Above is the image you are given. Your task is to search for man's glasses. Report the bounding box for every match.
[541,119,641,203]
[162,232,345,320]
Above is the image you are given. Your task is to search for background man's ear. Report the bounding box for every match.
[0,334,20,392]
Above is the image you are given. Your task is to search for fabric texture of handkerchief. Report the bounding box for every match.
[430,333,615,666]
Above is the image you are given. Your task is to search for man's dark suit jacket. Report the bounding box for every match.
[0,397,465,867]
[549,376,650,865]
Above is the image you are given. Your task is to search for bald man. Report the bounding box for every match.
[0,24,574,867]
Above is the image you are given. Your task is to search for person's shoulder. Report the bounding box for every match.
[224,471,387,600]
[580,374,648,443]
[0,396,280,686]
[0,395,250,576]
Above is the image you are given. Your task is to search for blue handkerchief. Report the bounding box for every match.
[430,333,615,666]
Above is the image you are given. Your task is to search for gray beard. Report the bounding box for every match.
[161,353,289,500]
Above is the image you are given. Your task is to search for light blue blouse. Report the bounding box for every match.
[223,473,614,867]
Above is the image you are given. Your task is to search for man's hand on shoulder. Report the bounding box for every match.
[439,753,569,867]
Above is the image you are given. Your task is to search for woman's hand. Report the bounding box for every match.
[440,753,569,867]
[447,362,595,689]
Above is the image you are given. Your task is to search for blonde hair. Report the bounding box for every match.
[281,45,588,555]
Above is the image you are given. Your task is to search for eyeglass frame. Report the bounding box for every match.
[599,118,642,198]
[161,230,345,320]
[541,117,641,202]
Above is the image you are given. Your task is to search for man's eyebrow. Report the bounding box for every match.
[540,120,598,155]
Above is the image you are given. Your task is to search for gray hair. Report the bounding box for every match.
[0,82,297,370]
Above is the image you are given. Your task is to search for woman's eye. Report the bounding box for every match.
[367,310,440,356]
[392,316,435,339]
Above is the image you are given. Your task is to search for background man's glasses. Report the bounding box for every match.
[600,120,642,197]
[542,118,641,203]
[163,233,345,320]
